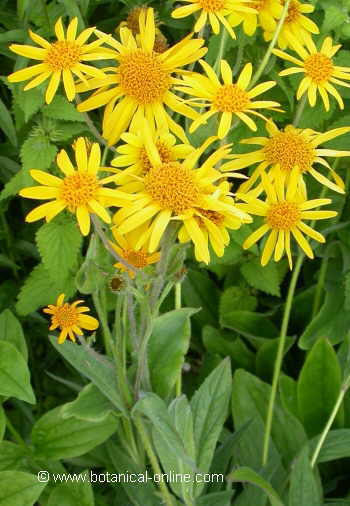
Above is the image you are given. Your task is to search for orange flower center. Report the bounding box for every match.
[139,141,173,173]
[144,162,200,214]
[266,201,301,230]
[45,41,81,71]
[214,84,250,113]
[285,1,301,24]
[123,249,149,268]
[198,208,224,225]
[126,6,147,34]
[119,49,170,105]
[263,129,315,172]
[198,0,226,11]
[60,172,99,211]
[304,53,334,84]
[52,304,79,329]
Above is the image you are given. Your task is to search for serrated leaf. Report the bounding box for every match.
[42,96,85,122]
[241,258,281,296]
[20,135,57,170]
[36,218,82,282]
[0,342,35,404]
[0,471,46,506]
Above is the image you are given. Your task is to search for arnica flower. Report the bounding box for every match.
[177,59,280,137]
[274,36,350,111]
[178,181,247,262]
[229,0,282,37]
[19,137,132,236]
[76,8,207,145]
[229,121,350,194]
[110,229,160,278]
[239,171,337,269]
[171,0,257,39]
[44,293,99,344]
[113,134,251,263]
[8,17,112,104]
[263,0,319,50]
[110,127,194,184]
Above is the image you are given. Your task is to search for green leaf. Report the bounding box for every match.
[309,429,350,463]
[241,258,281,297]
[148,308,196,398]
[0,442,28,471]
[0,98,17,147]
[42,96,85,122]
[279,375,300,421]
[0,309,27,360]
[298,338,343,437]
[61,383,114,422]
[0,342,35,404]
[32,405,116,459]
[47,470,94,506]
[16,263,76,316]
[227,467,283,506]
[219,286,257,315]
[183,269,220,327]
[0,471,46,506]
[20,136,57,170]
[0,168,32,202]
[289,446,322,506]
[321,5,347,32]
[345,271,350,311]
[50,337,126,414]
[36,218,82,282]
[14,86,44,122]
[191,358,232,496]
[196,491,233,506]
[221,311,278,349]
[0,407,4,442]
[256,337,295,382]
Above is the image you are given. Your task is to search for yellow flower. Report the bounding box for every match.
[171,0,257,39]
[239,172,337,268]
[264,0,319,49]
[110,229,160,278]
[113,133,251,263]
[229,0,282,36]
[19,137,132,236]
[274,36,350,111]
[229,121,350,194]
[76,8,207,144]
[43,293,99,344]
[110,127,194,184]
[8,17,112,104]
[178,181,247,262]
[177,59,280,137]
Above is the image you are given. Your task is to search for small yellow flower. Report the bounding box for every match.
[171,0,257,39]
[177,59,280,137]
[229,121,350,194]
[229,0,282,36]
[110,229,161,278]
[8,17,112,104]
[76,8,207,145]
[264,0,319,49]
[44,293,99,344]
[19,137,132,236]
[274,36,350,111]
[239,172,337,268]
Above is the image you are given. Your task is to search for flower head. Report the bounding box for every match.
[229,0,282,36]
[264,0,319,49]
[8,17,113,104]
[19,137,132,235]
[229,121,350,194]
[172,0,257,38]
[177,59,280,137]
[76,8,207,144]
[274,36,350,111]
[44,293,99,344]
[239,172,337,268]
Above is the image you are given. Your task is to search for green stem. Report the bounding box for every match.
[311,251,329,319]
[250,0,291,87]
[92,291,113,357]
[213,28,228,73]
[292,94,307,127]
[175,283,182,397]
[262,253,304,466]
[101,144,109,165]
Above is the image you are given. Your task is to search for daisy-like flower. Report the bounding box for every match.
[274,36,350,111]
[76,8,207,145]
[171,0,257,39]
[110,229,160,278]
[110,127,194,184]
[229,0,282,36]
[178,181,247,262]
[8,17,113,104]
[239,172,337,268]
[177,59,280,138]
[264,0,319,49]
[44,293,99,344]
[19,137,132,236]
[113,134,251,263]
[229,121,350,194]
